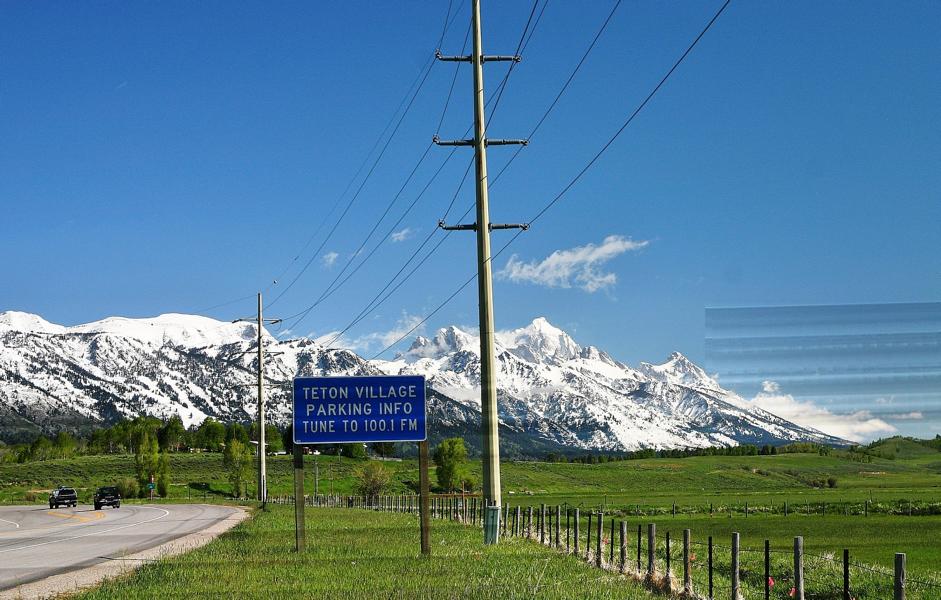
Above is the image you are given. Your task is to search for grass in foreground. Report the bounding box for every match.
[73,506,653,600]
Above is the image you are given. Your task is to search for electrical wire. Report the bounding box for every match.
[284,1,544,331]
[263,4,465,312]
[369,0,732,358]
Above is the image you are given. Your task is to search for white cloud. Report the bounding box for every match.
[390,228,414,243]
[321,251,339,268]
[498,235,649,293]
[888,411,924,420]
[751,380,896,443]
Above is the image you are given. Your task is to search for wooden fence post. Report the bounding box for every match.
[708,535,714,600]
[843,548,850,600]
[794,536,805,600]
[732,532,740,600]
[540,503,546,544]
[574,508,580,555]
[555,505,561,548]
[527,506,533,538]
[765,539,771,600]
[647,523,656,578]
[684,529,692,595]
[586,513,593,560]
[596,512,603,567]
[895,553,906,600]
[620,521,627,574]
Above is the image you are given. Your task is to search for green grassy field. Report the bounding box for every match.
[3,442,940,511]
[2,438,939,598]
[73,506,650,600]
[67,502,941,600]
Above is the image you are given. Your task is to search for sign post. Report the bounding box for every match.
[293,442,305,553]
[292,375,428,553]
[418,440,431,555]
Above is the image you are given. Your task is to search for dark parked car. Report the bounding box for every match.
[93,486,121,510]
[48,486,78,508]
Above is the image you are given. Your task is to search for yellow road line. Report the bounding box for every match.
[44,510,107,524]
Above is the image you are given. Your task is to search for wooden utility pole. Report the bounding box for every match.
[233,293,281,505]
[434,0,528,546]
[257,293,267,504]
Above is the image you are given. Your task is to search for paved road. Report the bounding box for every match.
[0,503,238,591]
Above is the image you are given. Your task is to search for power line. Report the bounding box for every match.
[263,4,465,312]
[265,54,437,311]
[263,52,436,303]
[369,0,732,358]
[325,0,617,349]
[284,2,545,331]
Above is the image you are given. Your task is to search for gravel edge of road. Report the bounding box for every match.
[0,504,251,600]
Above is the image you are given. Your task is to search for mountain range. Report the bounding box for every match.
[0,311,846,453]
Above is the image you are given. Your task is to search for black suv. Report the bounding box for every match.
[48,486,78,508]
[93,486,121,510]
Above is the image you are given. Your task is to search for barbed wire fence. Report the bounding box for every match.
[269,492,941,599]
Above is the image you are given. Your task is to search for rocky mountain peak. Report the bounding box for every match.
[639,351,715,388]
[497,317,581,364]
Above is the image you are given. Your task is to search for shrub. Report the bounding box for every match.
[223,439,252,498]
[117,477,139,499]
[433,438,468,492]
[827,476,838,488]
[355,462,392,497]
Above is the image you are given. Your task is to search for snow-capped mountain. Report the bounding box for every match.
[0,311,846,452]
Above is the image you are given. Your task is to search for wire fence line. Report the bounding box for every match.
[271,493,941,599]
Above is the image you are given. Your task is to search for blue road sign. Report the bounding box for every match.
[292,375,426,445]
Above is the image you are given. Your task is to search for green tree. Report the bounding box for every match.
[371,442,396,458]
[225,422,249,447]
[158,416,186,452]
[52,431,76,458]
[156,451,171,497]
[249,422,284,454]
[223,439,252,498]
[281,425,294,454]
[354,462,392,496]
[134,431,159,497]
[29,436,53,461]
[196,418,225,451]
[433,437,468,492]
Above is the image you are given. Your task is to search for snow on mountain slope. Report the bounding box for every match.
[0,311,847,451]
[67,313,260,349]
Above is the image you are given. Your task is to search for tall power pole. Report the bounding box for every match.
[234,293,281,505]
[256,293,266,504]
[435,0,529,544]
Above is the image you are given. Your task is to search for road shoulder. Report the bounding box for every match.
[0,504,250,600]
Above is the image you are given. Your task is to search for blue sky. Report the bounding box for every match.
[2,1,939,430]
